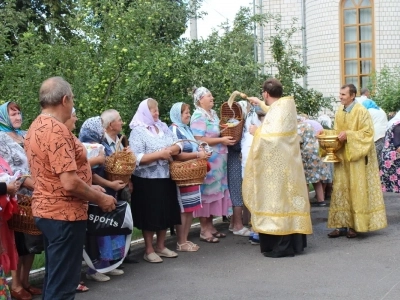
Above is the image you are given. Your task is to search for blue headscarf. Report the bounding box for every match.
[79,116,104,144]
[170,102,198,152]
[0,102,23,135]
[362,99,379,110]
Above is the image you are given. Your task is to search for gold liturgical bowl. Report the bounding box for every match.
[317,130,343,163]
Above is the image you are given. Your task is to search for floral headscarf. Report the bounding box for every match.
[129,98,170,135]
[170,102,197,152]
[79,116,104,143]
[0,102,23,135]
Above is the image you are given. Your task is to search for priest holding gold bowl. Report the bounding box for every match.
[326,84,387,239]
[317,130,343,163]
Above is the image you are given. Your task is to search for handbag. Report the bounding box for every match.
[84,201,133,273]
[86,201,133,236]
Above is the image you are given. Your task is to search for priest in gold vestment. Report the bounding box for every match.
[327,84,387,238]
[243,79,312,258]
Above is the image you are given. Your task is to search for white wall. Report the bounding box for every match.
[260,0,400,114]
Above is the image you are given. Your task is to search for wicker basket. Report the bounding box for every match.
[170,158,208,187]
[220,101,244,143]
[8,194,41,235]
[104,135,136,184]
[169,139,209,187]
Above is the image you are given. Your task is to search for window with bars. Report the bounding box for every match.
[341,0,374,92]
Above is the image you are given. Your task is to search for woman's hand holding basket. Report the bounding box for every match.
[108,180,127,191]
[221,136,236,146]
[197,148,211,159]
[159,148,173,160]
[7,180,20,196]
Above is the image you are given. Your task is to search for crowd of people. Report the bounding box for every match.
[0,76,398,299]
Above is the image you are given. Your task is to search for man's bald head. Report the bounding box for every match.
[39,77,73,108]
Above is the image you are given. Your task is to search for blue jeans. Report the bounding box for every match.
[35,218,86,300]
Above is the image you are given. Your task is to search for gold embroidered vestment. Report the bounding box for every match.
[242,97,312,235]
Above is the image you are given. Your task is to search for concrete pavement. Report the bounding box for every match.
[70,192,400,300]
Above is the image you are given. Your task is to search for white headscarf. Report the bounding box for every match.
[192,86,218,121]
[317,114,332,129]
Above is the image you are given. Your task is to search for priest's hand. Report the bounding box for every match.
[248,97,262,106]
[249,125,258,135]
[338,131,347,141]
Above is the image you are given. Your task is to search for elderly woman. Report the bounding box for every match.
[297,116,330,206]
[0,102,41,300]
[129,98,181,263]
[169,102,211,252]
[0,157,20,300]
[78,113,127,281]
[380,120,400,193]
[190,87,235,243]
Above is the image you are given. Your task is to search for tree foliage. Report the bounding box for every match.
[0,0,330,132]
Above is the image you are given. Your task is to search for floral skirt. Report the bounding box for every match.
[0,268,10,300]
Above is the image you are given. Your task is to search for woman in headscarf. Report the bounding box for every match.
[0,101,42,300]
[380,120,400,193]
[78,115,127,281]
[190,87,235,243]
[129,98,181,263]
[169,102,211,252]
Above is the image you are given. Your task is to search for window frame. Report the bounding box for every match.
[340,0,375,93]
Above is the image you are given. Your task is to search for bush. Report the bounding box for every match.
[369,65,400,113]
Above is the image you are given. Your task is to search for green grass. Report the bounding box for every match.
[32,253,45,270]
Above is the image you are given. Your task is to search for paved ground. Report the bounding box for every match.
[54,193,400,299]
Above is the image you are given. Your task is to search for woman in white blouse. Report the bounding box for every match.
[129,98,181,263]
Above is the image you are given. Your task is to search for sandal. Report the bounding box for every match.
[211,231,226,238]
[176,242,199,252]
[199,234,219,243]
[346,228,358,238]
[76,282,89,293]
[186,241,199,248]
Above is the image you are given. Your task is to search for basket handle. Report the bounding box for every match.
[114,135,125,154]
[171,139,211,153]
[109,135,125,165]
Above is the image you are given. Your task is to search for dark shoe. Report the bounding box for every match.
[312,201,327,207]
[263,250,294,258]
[327,228,347,238]
[10,288,32,300]
[24,285,42,295]
[346,228,358,238]
[123,256,139,264]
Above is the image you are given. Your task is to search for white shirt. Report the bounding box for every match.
[368,108,388,141]
[356,95,368,104]
[241,111,262,178]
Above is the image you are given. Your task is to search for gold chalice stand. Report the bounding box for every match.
[317,130,343,163]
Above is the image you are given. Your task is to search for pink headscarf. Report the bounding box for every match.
[129,98,169,135]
